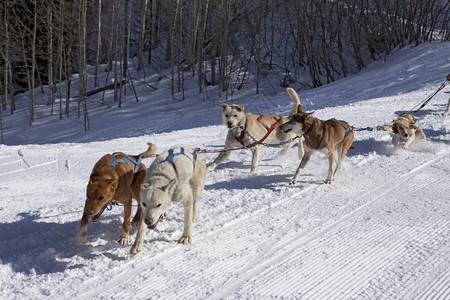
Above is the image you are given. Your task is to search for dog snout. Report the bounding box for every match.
[86,209,94,216]
[227,121,233,128]
[144,218,153,226]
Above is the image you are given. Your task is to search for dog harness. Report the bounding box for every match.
[162,147,197,171]
[235,116,281,148]
[108,153,143,176]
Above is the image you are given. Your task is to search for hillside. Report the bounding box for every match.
[0,42,449,299]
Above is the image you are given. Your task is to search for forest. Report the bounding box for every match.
[0,0,449,128]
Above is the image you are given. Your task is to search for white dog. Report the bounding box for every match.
[207,88,304,174]
[392,112,426,150]
[130,146,206,255]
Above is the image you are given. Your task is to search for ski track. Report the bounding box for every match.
[58,150,450,300]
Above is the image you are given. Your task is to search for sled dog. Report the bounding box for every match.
[130,146,206,255]
[76,143,157,246]
[280,99,355,184]
[392,112,426,150]
[207,87,304,174]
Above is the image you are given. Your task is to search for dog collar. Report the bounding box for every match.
[303,119,316,136]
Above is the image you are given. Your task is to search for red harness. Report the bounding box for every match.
[235,116,281,147]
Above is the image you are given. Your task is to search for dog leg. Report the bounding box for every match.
[442,97,450,116]
[402,131,416,150]
[392,134,400,146]
[192,192,199,223]
[207,151,231,172]
[416,128,427,141]
[117,200,132,245]
[130,219,147,255]
[250,147,260,174]
[290,150,313,185]
[331,147,347,183]
[179,195,194,244]
[297,137,304,159]
[325,148,335,184]
[76,214,89,246]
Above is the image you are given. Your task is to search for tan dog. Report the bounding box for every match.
[392,112,426,149]
[76,142,157,246]
[130,146,206,255]
[207,87,303,174]
[280,101,355,184]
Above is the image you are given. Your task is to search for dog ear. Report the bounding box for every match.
[219,104,229,111]
[231,104,245,112]
[162,179,177,194]
[89,174,99,184]
[107,179,119,189]
[297,104,306,114]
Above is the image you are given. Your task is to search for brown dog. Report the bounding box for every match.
[76,142,157,246]
[280,103,355,184]
[392,112,426,149]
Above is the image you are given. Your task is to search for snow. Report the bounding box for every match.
[1,42,449,299]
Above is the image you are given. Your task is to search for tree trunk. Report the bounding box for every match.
[95,0,102,87]
[48,0,54,111]
[79,0,89,130]
[123,0,130,80]
[138,0,147,70]
[30,1,38,126]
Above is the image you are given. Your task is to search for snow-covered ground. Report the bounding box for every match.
[0,42,449,299]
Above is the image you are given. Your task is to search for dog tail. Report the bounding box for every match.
[287,88,300,116]
[139,142,157,158]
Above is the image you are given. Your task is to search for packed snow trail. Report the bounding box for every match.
[61,150,449,300]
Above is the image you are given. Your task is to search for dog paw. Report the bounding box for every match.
[289,180,296,185]
[117,234,130,246]
[75,229,87,246]
[178,235,192,244]
[402,145,409,150]
[130,245,142,255]
[75,235,86,246]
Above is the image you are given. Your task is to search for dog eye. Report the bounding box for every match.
[142,202,147,207]
[98,196,105,201]
[225,114,229,118]
[234,114,237,117]
[157,204,162,208]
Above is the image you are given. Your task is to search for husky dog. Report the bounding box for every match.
[130,146,206,255]
[392,112,426,150]
[207,88,304,174]
[280,98,355,184]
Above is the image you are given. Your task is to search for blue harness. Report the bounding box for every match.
[108,153,143,176]
[162,147,197,171]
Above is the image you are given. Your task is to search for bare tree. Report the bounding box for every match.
[94,0,102,87]
[48,0,55,111]
[137,0,148,70]
[79,0,89,130]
